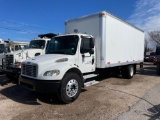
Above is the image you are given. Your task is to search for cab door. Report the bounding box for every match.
[78,36,95,73]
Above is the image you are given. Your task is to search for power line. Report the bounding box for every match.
[0,19,54,31]
[0,26,40,34]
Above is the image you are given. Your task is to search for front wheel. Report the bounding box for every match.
[58,72,82,103]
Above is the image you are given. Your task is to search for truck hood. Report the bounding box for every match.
[23,54,76,66]
[5,49,43,62]
[6,49,42,55]
[16,49,42,55]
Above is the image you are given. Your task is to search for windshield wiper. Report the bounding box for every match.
[47,50,66,54]
[47,50,73,55]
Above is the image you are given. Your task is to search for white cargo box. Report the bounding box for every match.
[65,11,144,68]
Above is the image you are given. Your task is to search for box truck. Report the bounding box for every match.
[19,11,144,103]
[1,33,57,80]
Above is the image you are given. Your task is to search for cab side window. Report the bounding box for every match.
[80,38,91,54]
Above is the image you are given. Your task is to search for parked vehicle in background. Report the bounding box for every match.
[7,40,29,52]
[19,11,144,103]
[155,46,160,75]
[148,52,155,62]
[144,52,150,62]
[0,39,9,70]
[1,33,57,80]
[0,39,29,71]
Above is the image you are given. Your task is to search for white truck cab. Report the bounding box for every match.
[1,33,57,80]
[20,34,95,103]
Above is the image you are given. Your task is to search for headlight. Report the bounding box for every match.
[18,62,22,67]
[43,70,60,76]
[15,62,22,67]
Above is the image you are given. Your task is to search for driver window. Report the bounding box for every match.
[80,38,91,54]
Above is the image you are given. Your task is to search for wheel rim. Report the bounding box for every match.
[66,79,78,97]
[130,66,134,77]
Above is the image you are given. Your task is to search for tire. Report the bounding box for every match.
[58,72,82,103]
[6,74,19,82]
[121,65,134,79]
[156,64,160,75]
[6,74,12,80]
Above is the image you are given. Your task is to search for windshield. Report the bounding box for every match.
[29,40,45,49]
[0,44,5,53]
[0,44,10,53]
[46,35,79,55]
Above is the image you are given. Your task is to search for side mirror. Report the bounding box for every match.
[89,38,95,48]
[80,47,84,54]
[89,48,94,54]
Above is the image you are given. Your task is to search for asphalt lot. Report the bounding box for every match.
[0,62,160,120]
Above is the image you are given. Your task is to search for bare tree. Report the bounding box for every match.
[148,31,160,46]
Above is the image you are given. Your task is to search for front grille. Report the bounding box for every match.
[5,54,14,65]
[2,54,14,69]
[22,63,38,77]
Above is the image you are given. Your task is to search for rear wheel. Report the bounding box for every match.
[121,65,134,79]
[58,72,82,103]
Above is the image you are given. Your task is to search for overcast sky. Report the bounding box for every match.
[0,0,160,42]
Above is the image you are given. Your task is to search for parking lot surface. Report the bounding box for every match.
[0,62,160,120]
